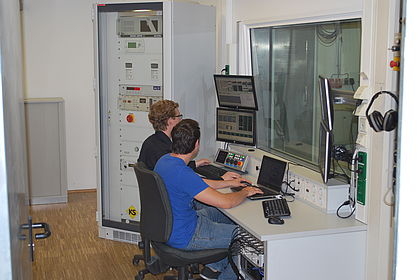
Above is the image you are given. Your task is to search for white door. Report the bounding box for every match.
[0,1,50,279]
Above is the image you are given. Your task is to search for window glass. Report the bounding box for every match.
[251,19,361,171]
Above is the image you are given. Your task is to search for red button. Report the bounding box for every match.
[390,60,399,68]
[126,114,134,123]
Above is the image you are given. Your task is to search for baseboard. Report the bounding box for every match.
[68,188,97,194]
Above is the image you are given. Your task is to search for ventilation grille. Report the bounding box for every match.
[112,230,141,244]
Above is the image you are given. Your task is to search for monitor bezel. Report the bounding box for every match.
[214,74,259,110]
[318,75,334,131]
[216,107,257,146]
[318,122,333,184]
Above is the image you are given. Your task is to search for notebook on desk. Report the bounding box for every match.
[231,155,287,200]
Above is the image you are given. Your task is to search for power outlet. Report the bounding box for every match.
[287,171,349,213]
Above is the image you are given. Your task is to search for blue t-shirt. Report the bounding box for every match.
[154,154,209,248]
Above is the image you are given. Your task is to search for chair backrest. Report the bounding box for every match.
[133,162,173,242]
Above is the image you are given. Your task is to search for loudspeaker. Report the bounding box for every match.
[365,91,398,132]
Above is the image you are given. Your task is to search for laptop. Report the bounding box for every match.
[231,155,287,200]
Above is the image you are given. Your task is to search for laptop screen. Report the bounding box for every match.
[257,155,287,191]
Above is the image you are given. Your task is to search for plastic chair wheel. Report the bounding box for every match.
[137,271,146,280]
[132,255,143,266]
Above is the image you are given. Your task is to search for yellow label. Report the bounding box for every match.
[126,205,138,219]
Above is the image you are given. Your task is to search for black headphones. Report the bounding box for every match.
[365,91,399,132]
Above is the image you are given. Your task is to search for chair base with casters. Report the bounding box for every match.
[133,237,228,280]
[132,241,145,266]
[132,162,229,280]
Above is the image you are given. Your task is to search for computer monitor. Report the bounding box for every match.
[318,122,333,184]
[214,75,258,110]
[318,75,334,131]
[216,107,256,146]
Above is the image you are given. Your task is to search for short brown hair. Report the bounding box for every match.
[171,119,200,154]
[148,100,179,131]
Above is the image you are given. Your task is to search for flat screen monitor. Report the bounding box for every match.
[319,122,333,184]
[216,107,256,146]
[318,75,334,131]
[214,75,258,110]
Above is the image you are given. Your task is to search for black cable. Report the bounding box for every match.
[280,181,297,198]
[227,241,244,280]
[277,162,298,199]
[228,229,243,274]
[334,158,350,183]
[336,200,356,219]
[228,228,264,280]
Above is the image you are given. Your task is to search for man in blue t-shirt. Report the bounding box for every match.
[155,119,262,280]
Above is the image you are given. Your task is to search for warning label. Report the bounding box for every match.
[126,205,138,219]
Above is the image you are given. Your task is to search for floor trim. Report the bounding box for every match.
[68,188,97,194]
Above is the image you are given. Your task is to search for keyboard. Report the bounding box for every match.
[195,164,227,180]
[262,198,291,218]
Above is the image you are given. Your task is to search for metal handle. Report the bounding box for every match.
[20,219,51,262]
[32,223,51,239]
[21,222,51,239]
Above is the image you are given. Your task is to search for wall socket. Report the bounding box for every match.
[287,171,350,213]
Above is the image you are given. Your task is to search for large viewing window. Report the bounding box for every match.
[250,18,361,172]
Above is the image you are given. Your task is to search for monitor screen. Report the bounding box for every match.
[214,75,258,110]
[318,76,334,131]
[257,155,287,191]
[318,122,333,184]
[216,108,256,146]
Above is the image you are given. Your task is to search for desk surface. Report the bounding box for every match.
[219,188,366,242]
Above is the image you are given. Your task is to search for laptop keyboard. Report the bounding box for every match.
[262,198,291,217]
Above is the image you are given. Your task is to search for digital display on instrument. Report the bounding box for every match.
[215,150,229,164]
[216,108,256,146]
[127,42,137,48]
[214,75,258,110]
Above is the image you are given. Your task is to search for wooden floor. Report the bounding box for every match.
[30,191,177,280]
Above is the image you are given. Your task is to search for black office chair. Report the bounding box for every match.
[132,162,228,280]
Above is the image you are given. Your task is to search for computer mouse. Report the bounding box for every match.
[268,217,284,225]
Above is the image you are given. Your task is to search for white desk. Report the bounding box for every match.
[219,190,367,279]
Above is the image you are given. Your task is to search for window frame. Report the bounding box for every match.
[238,12,362,171]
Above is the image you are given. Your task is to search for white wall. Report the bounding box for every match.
[21,0,217,191]
[22,0,98,190]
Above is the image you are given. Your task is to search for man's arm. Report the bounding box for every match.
[203,177,251,189]
[188,158,211,170]
[194,186,262,209]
